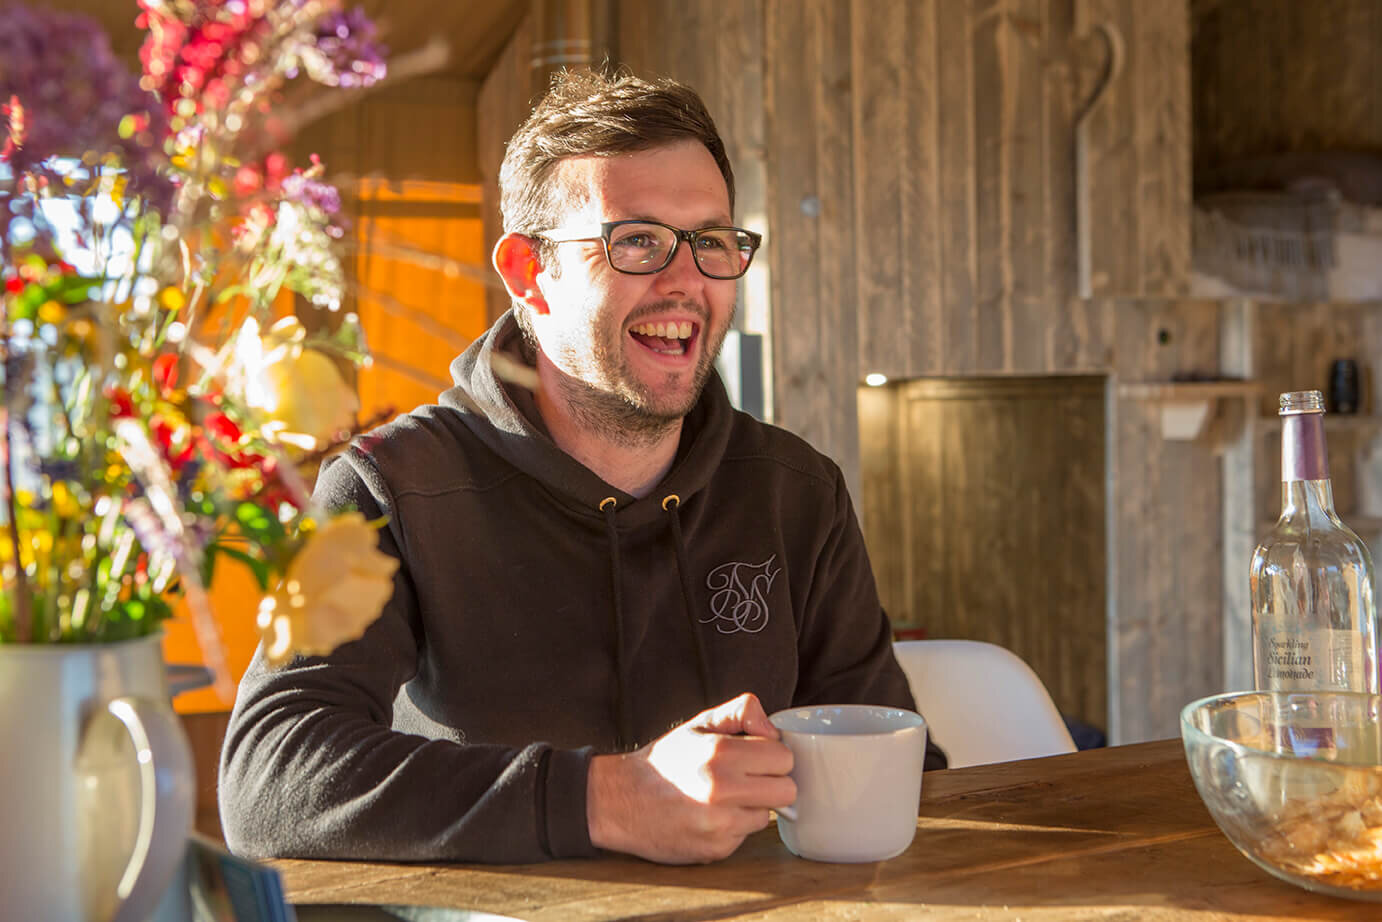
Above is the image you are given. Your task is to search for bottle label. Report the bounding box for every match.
[1264,629,1364,690]
[1281,414,1329,482]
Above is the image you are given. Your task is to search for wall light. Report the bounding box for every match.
[864,373,888,387]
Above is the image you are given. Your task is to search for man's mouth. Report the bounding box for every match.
[629,320,697,356]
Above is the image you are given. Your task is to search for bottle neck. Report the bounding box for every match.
[1281,412,1330,483]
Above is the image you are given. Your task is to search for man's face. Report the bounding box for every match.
[529,140,737,430]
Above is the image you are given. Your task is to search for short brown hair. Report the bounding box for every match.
[498,69,735,240]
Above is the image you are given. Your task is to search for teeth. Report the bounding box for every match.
[631,321,695,340]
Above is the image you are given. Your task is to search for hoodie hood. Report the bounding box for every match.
[439,310,735,527]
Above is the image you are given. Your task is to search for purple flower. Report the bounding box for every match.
[282,170,342,218]
[0,4,173,214]
[312,6,387,88]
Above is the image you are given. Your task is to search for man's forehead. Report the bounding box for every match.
[547,143,731,224]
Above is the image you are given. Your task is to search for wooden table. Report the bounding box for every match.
[274,739,1382,920]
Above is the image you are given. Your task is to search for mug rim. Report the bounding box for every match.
[769,703,926,736]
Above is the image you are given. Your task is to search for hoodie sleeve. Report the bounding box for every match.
[792,467,949,771]
[217,451,598,863]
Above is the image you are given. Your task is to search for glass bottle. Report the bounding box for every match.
[1251,390,1379,694]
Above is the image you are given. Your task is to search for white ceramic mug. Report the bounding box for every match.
[768,704,927,863]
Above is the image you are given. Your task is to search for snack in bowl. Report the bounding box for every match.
[1182,690,1382,900]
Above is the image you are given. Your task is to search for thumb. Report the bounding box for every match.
[696,692,781,739]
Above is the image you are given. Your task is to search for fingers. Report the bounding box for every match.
[704,732,794,779]
[705,768,797,811]
[695,692,781,740]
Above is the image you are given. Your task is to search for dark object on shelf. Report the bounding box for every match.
[1330,359,1360,415]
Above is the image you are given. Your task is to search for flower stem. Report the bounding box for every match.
[0,403,33,643]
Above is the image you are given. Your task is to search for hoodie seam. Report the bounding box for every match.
[719,452,837,491]
[388,468,529,502]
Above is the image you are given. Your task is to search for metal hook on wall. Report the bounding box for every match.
[1074,22,1125,300]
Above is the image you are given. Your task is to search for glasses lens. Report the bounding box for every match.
[606,223,676,273]
[693,229,756,279]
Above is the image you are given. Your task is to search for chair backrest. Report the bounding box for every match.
[893,639,1077,768]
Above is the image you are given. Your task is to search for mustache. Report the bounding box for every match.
[624,300,709,327]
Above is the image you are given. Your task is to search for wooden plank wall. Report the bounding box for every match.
[615,0,1189,492]
[1193,0,1382,178]
[477,15,536,326]
[1080,0,1192,297]
[1112,300,1226,743]
[859,376,1108,730]
[1251,303,1382,531]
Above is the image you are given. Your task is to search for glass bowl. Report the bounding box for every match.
[1182,690,1382,900]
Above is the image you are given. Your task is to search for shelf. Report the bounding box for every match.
[1118,380,1261,401]
[1118,379,1259,440]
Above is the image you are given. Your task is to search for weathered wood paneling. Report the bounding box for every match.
[1193,0,1382,176]
[857,385,906,620]
[763,0,861,490]
[859,376,1107,731]
[477,15,535,325]
[1112,299,1225,743]
[936,0,980,375]
[1078,0,1191,298]
[610,0,1188,485]
[1136,2,1192,296]
[1250,302,1382,526]
[851,0,943,379]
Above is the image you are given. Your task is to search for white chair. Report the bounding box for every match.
[893,639,1077,768]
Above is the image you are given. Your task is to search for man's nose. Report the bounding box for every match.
[654,239,705,293]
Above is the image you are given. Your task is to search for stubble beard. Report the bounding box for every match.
[557,302,733,449]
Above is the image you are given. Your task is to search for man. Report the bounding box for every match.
[219,69,944,867]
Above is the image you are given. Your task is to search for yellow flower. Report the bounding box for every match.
[38,300,64,325]
[233,316,359,449]
[256,513,398,667]
[50,482,80,519]
[157,286,186,311]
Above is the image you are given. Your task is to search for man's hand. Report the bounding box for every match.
[586,692,796,864]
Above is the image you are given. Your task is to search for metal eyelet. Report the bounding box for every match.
[599,497,618,511]
[661,494,680,511]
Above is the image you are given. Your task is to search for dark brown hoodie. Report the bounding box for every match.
[218,311,943,864]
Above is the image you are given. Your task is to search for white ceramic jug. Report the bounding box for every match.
[0,633,195,921]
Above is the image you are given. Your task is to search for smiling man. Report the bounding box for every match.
[219,69,944,868]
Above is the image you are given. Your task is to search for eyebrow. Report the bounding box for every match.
[624,215,737,229]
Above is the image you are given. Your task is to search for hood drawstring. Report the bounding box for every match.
[598,494,715,752]
[599,497,634,750]
[662,494,714,710]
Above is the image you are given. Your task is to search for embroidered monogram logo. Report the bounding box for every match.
[703,555,780,634]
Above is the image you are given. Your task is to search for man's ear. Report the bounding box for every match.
[492,234,550,315]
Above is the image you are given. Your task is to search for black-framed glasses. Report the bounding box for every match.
[537,220,762,280]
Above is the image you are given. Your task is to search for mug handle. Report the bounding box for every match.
[776,805,798,822]
[90,696,195,922]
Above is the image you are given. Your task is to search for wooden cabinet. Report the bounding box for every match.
[859,376,1108,733]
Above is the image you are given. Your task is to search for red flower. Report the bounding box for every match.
[152,416,195,470]
[233,164,262,197]
[106,387,135,418]
[153,352,179,393]
[3,276,22,294]
[204,411,242,443]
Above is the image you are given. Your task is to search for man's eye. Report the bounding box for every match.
[613,233,658,249]
[696,234,729,251]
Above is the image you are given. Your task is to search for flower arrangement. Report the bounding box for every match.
[0,0,408,689]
